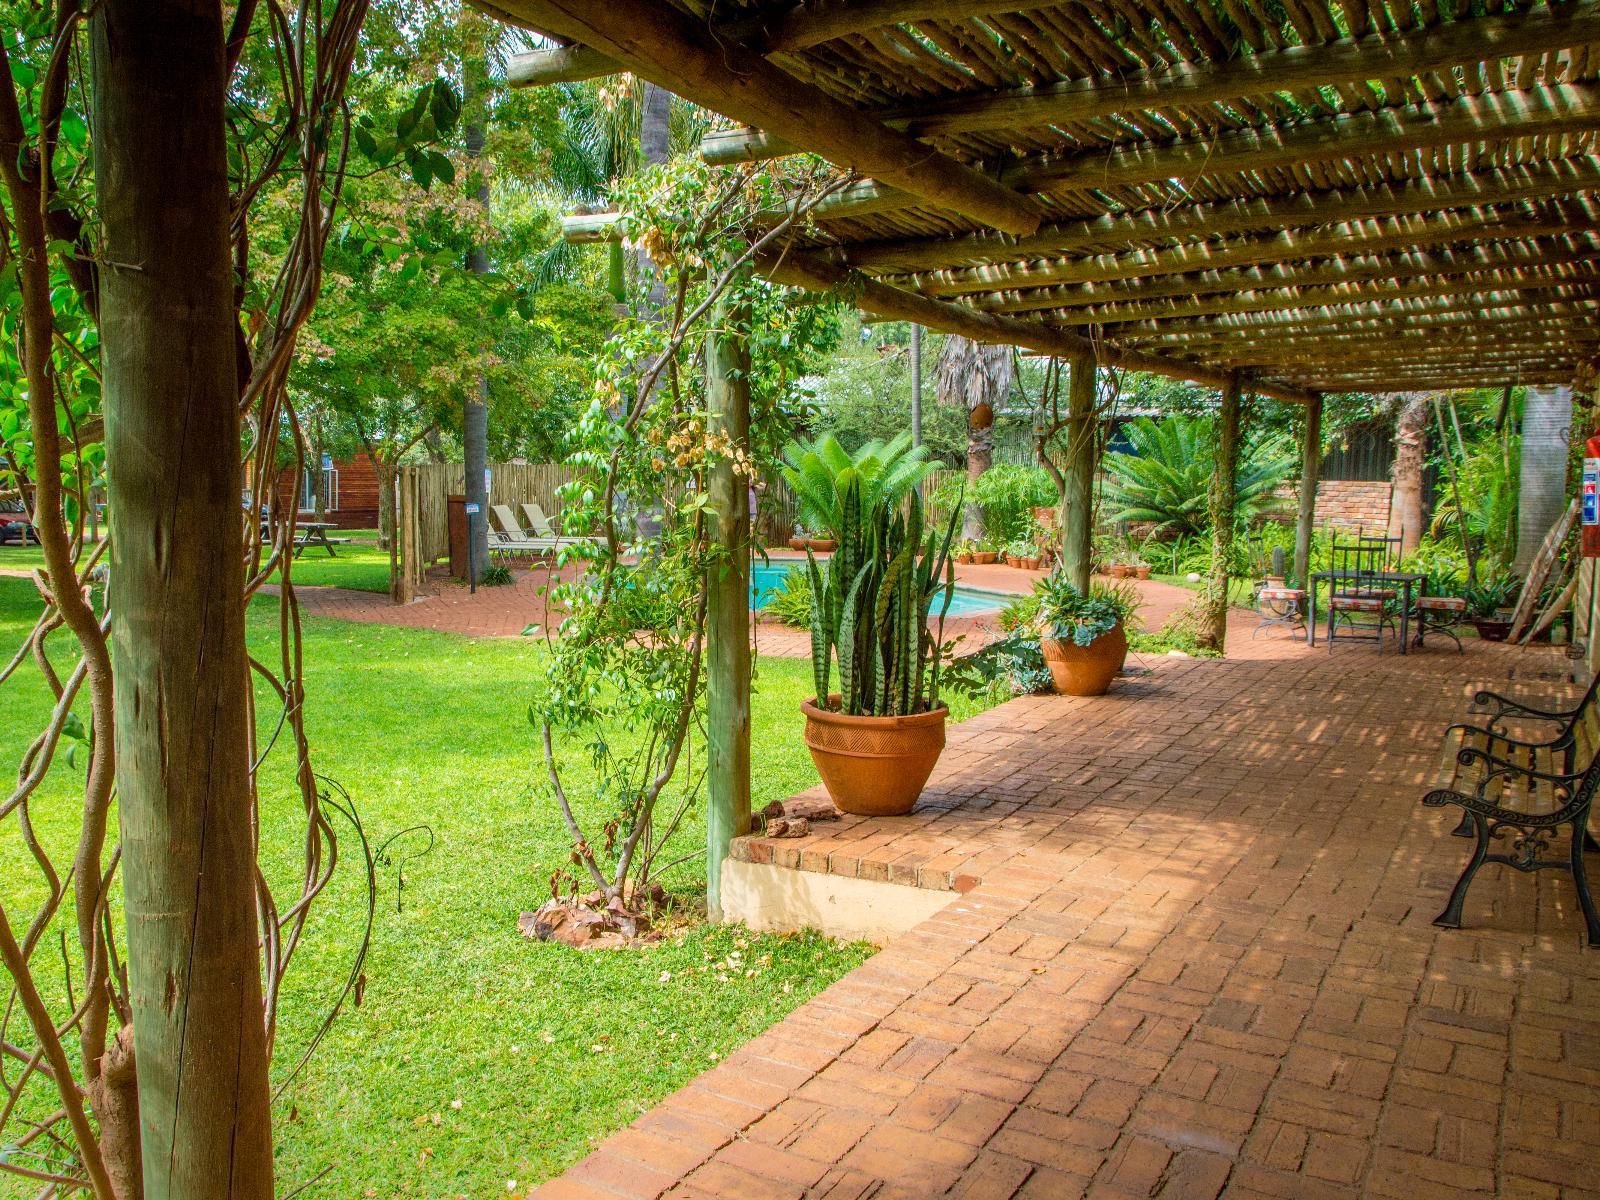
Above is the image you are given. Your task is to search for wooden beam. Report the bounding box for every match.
[899,2,1600,136]
[917,206,1593,300]
[731,0,1063,53]
[1203,373,1244,652]
[1060,349,1096,592]
[793,83,1600,223]
[475,0,1043,235]
[841,160,1600,274]
[704,288,752,922]
[1044,277,1600,328]
[1294,396,1322,587]
[1002,241,1600,312]
[753,247,1319,403]
[506,42,620,86]
[1103,298,1600,339]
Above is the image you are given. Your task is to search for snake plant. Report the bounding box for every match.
[804,479,960,717]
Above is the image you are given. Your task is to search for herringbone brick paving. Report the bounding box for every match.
[532,629,1600,1200]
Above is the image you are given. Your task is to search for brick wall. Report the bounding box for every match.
[1271,479,1394,534]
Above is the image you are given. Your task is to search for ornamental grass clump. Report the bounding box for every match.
[804,478,960,716]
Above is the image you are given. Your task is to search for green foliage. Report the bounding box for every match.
[944,633,1054,702]
[805,481,960,716]
[1464,575,1519,618]
[1028,571,1135,647]
[480,563,514,586]
[1102,414,1294,537]
[1431,428,1520,578]
[780,431,937,539]
[970,465,1055,546]
[763,567,814,629]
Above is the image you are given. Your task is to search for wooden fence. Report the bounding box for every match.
[396,462,575,597]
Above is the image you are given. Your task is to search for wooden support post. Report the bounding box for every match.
[706,295,752,923]
[1203,374,1244,653]
[1293,394,1322,587]
[1060,348,1097,592]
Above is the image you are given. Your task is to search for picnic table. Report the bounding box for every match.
[290,522,343,558]
[1306,569,1428,654]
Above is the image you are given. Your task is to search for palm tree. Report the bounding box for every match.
[1387,393,1430,555]
[935,336,1014,541]
[1102,414,1293,537]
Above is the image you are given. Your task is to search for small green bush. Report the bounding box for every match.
[479,563,514,586]
[971,465,1055,545]
[764,567,814,628]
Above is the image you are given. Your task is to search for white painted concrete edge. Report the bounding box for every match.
[720,856,956,943]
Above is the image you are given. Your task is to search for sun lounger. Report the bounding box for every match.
[488,505,558,555]
[519,502,601,547]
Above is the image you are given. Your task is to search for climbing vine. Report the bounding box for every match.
[532,158,847,912]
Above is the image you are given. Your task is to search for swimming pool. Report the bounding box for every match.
[751,561,1007,617]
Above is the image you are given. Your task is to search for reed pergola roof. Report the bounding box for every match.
[483,0,1600,402]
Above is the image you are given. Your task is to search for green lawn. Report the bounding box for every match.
[0,575,994,1196]
[0,530,394,594]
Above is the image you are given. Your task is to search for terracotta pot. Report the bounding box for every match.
[974,552,997,564]
[1023,556,1041,570]
[957,552,974,564]
[808,537,836,552]
[1041,624,1127,697]
[1134,565,1151,579]
[801,697,948,816]
[1108,564,1132,579]
[1472,618,1511,642]
[788,537,807,551]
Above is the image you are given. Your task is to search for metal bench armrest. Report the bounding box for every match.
[1454,743,1581,785]
[1470,688,1578,722]
[1444,722,1565,752]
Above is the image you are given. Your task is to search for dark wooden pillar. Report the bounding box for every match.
[1202,373,1243,653]
[1294,394,1323,586]
[1059,348,1097,592]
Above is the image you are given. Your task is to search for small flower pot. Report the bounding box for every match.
[1134,565,1151,579]
[957,552,974,564]
[1041,624,1127,696]
[1108,564,1133,579]
[801,697,948,816]
[1025,556,1042,570]
[1472,618,1512,642]
[788,537,808,551]
[807,537,836,553]
[974,552,997,564]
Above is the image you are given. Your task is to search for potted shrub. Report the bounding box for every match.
[1466,577,1518,641]
[1031,572,1135,696]
[1004,538,1040,569]
[788,527,809,552]
[973,540,998,565]
[807,535,836,552]
[954,538,977,565]
[802,480,959,816]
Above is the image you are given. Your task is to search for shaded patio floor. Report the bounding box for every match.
[533,626,1600,1200]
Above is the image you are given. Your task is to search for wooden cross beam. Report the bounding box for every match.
[769,83,1600,223]
[839,160,1600,274]
[906,204,1597,300]
[474,0,1043,235]
[983,241,1600,311]
[700,2,1600,157]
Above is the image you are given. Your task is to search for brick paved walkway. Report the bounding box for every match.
[533,630,1600,1200]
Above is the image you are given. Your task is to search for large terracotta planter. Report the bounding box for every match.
[808,537,836,552]
[974,552,997,564]
[801,697,947,816]
[1041,624,1127,696]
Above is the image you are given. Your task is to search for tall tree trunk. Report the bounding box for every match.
[1200,375,1243,653]
[963,418,993,542]
[92,3,275,1196]
[376,456,397,552]
[935,336,1012,545]
[1388,393,1429,556]
[463,33,492,587]
[1516,385,1575,574]
[311,424,328,522]
[1060,350,1097,591]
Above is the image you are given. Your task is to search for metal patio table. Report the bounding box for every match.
[1306,569,1428,655]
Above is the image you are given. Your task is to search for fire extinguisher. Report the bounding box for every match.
[1583,432,1600,557]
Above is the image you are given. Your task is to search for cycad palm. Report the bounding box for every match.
[1103,415,1292,537]
[781,432,936,539]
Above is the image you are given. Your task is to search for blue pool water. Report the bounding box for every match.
[751,561,1004,617]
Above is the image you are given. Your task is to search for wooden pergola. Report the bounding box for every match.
[478,0,1600,911]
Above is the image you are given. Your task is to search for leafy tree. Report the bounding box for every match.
[1102,414,1294,537]
[805,317,965,464]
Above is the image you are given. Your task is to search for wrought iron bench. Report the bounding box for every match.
[1424,678,1600,946]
